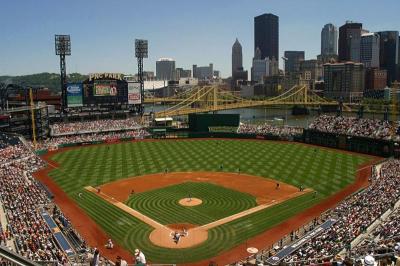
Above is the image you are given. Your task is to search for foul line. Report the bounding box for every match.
[85,186,167,230]
[85,186,312,231]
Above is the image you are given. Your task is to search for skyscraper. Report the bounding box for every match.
[231,39,247,88]
[324,62,365,101]
[284,51,305,73]
[156,58,176,80]
[338,21,362,62]
[193,64,214,80]
[377,31,399,85]
[232,38,243,77]
[360,33,380,68]
[254,13,279,60]
[398,36,400,81]
[321,23,338,56]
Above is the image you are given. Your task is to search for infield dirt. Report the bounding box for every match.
[90,172,310,249]
[34,139,382,266]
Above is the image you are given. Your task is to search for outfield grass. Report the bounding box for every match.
[126,182,257,225]
[48,139,371,263]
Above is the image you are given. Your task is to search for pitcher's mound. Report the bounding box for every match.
[179,198,202,206]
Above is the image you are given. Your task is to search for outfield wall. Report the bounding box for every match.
[34,131,398,158]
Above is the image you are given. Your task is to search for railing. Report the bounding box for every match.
[0,246,40,266]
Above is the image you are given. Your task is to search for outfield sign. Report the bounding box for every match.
[89,73,124,81]
[94,80,118,96]
[128,82,141,104]
[265,219,336,265]
[66,83,83,107]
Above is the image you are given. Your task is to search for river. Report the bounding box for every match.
[144,104,393,128]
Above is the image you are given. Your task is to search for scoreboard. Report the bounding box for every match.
[83,80,128,105]
[66,73,142,110]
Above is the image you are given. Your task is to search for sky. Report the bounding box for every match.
[1,0,399,78]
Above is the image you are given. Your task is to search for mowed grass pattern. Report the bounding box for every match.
[126,182,257,225]
[48,140,371,263]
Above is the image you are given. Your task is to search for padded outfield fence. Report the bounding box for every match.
[35,130,399,158]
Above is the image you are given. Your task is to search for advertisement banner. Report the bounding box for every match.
[66,83,83,107]
[128,82,141,104]
[94,80,118,96]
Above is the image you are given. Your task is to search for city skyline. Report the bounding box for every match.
[1,0,400,78]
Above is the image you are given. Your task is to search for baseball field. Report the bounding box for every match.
[36,139,375,264]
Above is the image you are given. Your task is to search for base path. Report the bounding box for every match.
[186,158,383,266]
[99,171,304,204]
[89,172,310,249]
[34,138,382,266]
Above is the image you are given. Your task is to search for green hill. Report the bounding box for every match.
[0,73,88,92]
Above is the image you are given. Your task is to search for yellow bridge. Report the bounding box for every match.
[146,85,339,118]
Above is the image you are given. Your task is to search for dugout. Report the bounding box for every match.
[188,113,240,132]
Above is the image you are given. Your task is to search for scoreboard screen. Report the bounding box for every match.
[94,81,118,97]
[83,79,128,105]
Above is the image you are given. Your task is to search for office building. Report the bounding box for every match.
[269,57,279,76]
[398,36,400,81]
[321,23,338,56]
[193,64,214,80]
[232,68,248,88]
[252,48,266,82]
[175,68,191,79]
[252,58,270,82]
[156,58,175,81]
[324,62,365,101]
[254,13,279,60]
[284,51,305,73]
[317,54,338,64]
[365,68,387,91]
[378,31,399,85]
[299,60,323,81]
[232,39,247,87]
[338,21,362,62]
[232,38,243,76]
[360,33,380,68]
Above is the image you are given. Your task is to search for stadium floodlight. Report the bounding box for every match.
[134,39,148,115]
[55,34,71,114]
[55,35,71,56]
[135,39,148,58]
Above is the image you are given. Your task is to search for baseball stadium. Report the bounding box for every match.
[0,20,400,265]
[1,78,400,265]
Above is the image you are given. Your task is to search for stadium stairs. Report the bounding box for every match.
[339,197,400,256]
[0,246,40,266]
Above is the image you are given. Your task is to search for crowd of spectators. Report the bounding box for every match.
[0,144,33,162]
[50,118,142,136]
[252,159,400,265]
[237,123,303,138]
[0,133,117,264]
[308,115,400,141]
[0,134,68,263]
[32,129,150,151]
[371,208,400,240]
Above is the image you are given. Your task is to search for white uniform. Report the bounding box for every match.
[135,251,146,264]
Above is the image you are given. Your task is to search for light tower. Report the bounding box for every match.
[135,39,148,115]
[55,35,71,114]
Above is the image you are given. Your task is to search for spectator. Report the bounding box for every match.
[238,123,303,139]
[50,118,142,136]
[309,115,399,141]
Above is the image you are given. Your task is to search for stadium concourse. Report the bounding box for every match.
[0,116,399,266]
